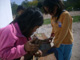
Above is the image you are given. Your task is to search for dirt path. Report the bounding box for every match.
[43,11,80,19]
[71,22,80,60]
[37,22,80,60]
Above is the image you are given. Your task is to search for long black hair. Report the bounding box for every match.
[43,0,64,22]
[12,7,43,37]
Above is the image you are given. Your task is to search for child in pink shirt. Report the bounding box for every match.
[0,7,43,60]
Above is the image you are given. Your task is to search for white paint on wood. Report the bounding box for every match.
[0,0,13,28]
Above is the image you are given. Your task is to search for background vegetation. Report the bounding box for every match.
[11,0,80,23]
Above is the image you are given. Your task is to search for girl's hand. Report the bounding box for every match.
[24,39,39,52]
[34,50,42,57]
[42,37,53,43]
[50,33,54,38]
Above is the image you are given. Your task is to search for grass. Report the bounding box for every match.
[44,16,80,25]
[44,18,51,24]
[72,16,80,22]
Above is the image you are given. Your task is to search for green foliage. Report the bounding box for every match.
[11,2,18,15]
[11,0,80,15]
[66,7,73,11]
[64,0,80,11]
[44,19,51,24]
[11,0,39,15]
[72,16,80,22]
[33,0,44,1]
[27,1,38,7]
[21,1,28,8]
[22,0,38,8]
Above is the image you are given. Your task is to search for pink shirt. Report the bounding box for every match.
[0,23,30,60]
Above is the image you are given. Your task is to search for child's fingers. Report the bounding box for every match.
[29,38,39,44]
[35,50,42,57]
[30,47,39,52]
[24,41,39,52]
[29,44,39,51]
[30,43,39,47]
[29,39,36,43]
[32,35,38,40]
[30,45,39,49]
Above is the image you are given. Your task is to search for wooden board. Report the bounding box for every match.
[34,33,48,40]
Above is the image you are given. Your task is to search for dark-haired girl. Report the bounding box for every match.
[0,7,43,60]
[43,0,73,60]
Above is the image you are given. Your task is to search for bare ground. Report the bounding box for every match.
[43,11,80,19]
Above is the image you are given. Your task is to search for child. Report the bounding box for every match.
[0,7,43,60]
[16,5,25,16]
[43,0,73,60]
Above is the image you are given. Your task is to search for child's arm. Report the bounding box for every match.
[51,33,54,38]
[54,13,71,48]
[0,33,38,60]
[51,18,55,38]
[0,28,27,60]
[0,44,26,60]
